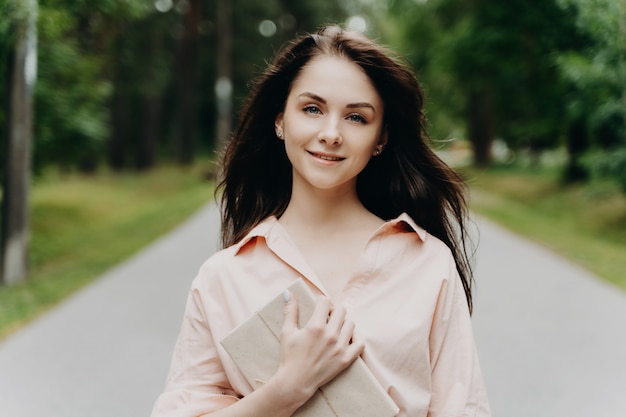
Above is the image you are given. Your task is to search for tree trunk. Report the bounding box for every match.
[108,71,128,171]
[563,116,589,183]
[137,94,161,170]
[2,1,37,285]
[136,25,164,171]
[173,0,202,165]
[467,89,495,167]
[215,0,233,152]
[622,88,626,144]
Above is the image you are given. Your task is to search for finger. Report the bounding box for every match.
[306,296,332,327]
[282,290,299,332]
[326,304,347,334]
[345,336,365,361]
[337,317,355,346]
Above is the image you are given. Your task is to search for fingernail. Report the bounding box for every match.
[283,290,291,303]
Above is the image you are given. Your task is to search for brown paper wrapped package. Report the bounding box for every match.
[220,279,399,417]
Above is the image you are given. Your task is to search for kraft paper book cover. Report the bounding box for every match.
[220,279,399,417]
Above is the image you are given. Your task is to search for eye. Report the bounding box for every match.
[303,105,322,115]
[347,114,367,124]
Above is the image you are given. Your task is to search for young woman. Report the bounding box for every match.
[151,25,490,417]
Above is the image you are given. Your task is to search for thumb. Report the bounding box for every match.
[282,290,299,332]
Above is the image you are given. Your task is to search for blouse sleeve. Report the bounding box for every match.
[427,259,491,417]
[151,280,239,417]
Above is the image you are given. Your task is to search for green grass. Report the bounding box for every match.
[0,162,215,340]
[462,165,626,290]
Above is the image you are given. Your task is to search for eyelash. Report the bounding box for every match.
[347,114,366,124]
[302,105,367,124]
[303,105,321,115]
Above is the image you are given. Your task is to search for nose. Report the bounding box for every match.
[318,117,342,145]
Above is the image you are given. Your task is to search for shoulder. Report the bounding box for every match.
[374,215,458,292]
[197,244,240,274]
[191,217,280,290]
[197,216,278,272]
[384,213,455,262]
[190,245,240,290]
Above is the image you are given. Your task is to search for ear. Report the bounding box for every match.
[373,128,388,155]
[380,126,388,147]
[275,113,284,139]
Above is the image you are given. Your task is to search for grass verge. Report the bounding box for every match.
[461,165,626,291]
[0,162,215,340]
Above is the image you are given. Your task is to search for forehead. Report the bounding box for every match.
[289,55,382,105]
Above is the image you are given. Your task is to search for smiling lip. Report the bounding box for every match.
[307,151,345,161]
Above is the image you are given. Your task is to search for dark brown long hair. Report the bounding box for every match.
[216,25,475,313]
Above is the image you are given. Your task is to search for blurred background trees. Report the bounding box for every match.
[1,0,348,176]
[1,0,624,180]
[383,0,625,184]
[1,0,625,283]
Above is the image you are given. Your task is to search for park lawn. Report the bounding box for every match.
[462,165,626,291]
[0,163,215,340]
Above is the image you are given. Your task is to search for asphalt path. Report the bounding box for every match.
[0,203,624,416]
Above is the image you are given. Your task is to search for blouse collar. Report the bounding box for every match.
[233,212,427,255]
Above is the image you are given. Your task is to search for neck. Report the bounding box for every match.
[280,180,369,233]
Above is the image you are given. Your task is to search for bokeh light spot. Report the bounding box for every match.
[258,20,277,37]
[154,0,173,13]
[346,15,367,33]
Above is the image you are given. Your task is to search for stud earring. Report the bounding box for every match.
[374,148,381,156]
[276,131,283,139]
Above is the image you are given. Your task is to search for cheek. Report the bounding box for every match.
[351,129,381,154]
[285,115,317,136]
[282,138,301,166]
[283,122,319,152]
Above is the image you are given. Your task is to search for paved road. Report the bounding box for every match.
[0,205,221,417]
[471,218,626,417]
[0,203,625,416]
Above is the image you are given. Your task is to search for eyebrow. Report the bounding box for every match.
[298,92,377,112]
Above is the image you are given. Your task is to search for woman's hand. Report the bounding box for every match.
[202,292,364,417]
[271,292,364,406]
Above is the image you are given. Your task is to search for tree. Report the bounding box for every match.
[34,0,126,172]
[2,0,349,176]
[556,0,626,183]
[384,0,581,167]
[1,0,37,285]
[171,0,203,165]
[214,0,232,152]
[383,0,500,165]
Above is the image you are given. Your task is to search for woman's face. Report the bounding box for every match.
[275,55,386,195]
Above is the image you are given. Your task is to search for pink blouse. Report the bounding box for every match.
[151,213,490,417]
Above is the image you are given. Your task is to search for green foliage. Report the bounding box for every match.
[557,0,625,133]
[583,147,626,192]
[0,0,350,173]
[379,0,468,140]
[555,0,626,185]
[230,0,347,107]
[3,0,625,176]
[35,6,111,170]
[384,0,578,153]
[0,0,17,37]
[30,0,164,171]
[381,0,626,191]
[0,0,18,177]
